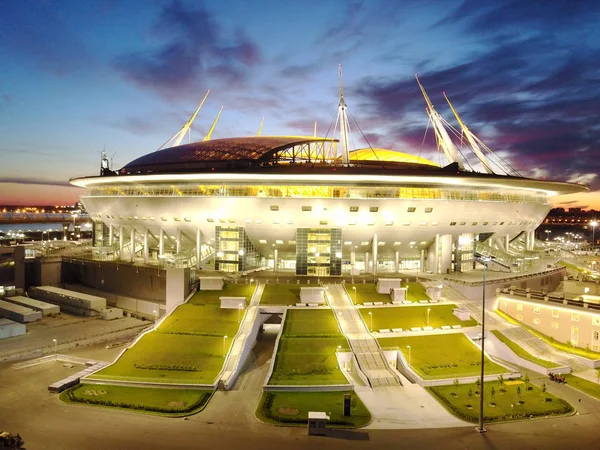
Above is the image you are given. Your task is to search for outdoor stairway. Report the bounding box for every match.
[326,284,401,388]
[500,325,589,372]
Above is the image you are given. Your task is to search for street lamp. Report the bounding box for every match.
[427,308,431,328]
[223,335,228,357]
[53,338,57,360]
[368,312,373,332]
[474,255,490,434]
[406,345,411,366]
[153,309,158,322]
[352,286,357,304]
[238,303,243,323]
[591,220,598,253]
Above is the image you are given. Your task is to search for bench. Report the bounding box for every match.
[373,302,384,306]
[451,325,462,329]
[428,299,438,303]
[423,326,433,331]
[392,301,403,305]
[295,303,306,307]
[419,300,429,304]
[379,329,391,333]
[402,300,411,305]
[441,325,451,330]
[308,303,319,307]
[363,302,374,306]
[410,327,423,332]
[391,328,403,333]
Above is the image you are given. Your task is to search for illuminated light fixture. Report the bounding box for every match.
[420,241,428,245]
[184,217,191,222]
[458,235,473,245]
[133,216,139,220]
[273,220,280,224]
[217,251,224,257]
[335,252,342,258]
[207,218,214,222]
[385,221,394,226]
[419,221,427,226]
[393,241,401,245]
[219,218,226,223]
[409,241,416,245]
[315,252,320,257]
[348,221,356,226]
[286,220,294,224]
[367,221,376,226]
[378,242,385,246]
[361,241,369,246]
[403,222,411,226]
[275,240,283,244]
[245,219,252,223]
[432,221,439,226]
[259,239,267,244]
[228,219,236,223]
[256,219,262,224]
[288,240,296,245]
[344,241,352,245]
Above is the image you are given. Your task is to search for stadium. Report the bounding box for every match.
[70,75,587,277]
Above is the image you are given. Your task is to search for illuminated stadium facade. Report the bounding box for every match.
[70,75,587,276]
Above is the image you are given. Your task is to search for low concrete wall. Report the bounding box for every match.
[263,308,288,386]
[263,384,353,392]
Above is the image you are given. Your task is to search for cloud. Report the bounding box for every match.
[113,1,261,98]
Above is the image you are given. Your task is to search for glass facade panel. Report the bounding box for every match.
[296,228,342,276]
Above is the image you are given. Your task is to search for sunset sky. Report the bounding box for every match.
[1,0,599,209]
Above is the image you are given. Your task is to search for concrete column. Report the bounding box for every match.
[350,251,356,267]
[395,251,400,272]
[434,234,440,274]
[143,227,149,264]
[504,233,510,252]
[196,228,202,269]
[176,228,182,254]
[108,225,114,246]
[130,226,135,263]
[372,233,378,276]
[529,230,535,250]
[365,252,370,273]
[119,225,125,260]
[159,228,164,256]
[274,249,279,272]
[420,249,425,272]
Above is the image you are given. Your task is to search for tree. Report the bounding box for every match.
[467,388,473,407]
[498,374,506,393]
[490,386,496,405]
[475,377,481,395]
[453,378,460,397]
[516,386,522,403]
[524,372,531,391]
[541,382,547,402]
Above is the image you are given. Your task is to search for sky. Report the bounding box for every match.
[1,0,599,209]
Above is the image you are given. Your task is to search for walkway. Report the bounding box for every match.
[220,284,264,388]
[326,284,400,387]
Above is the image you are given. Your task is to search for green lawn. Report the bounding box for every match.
[283,309,343,336]
[61,383,212,416]
[260,284,313,306]
[379,334,507,379]
[257,391,371,428]
[361,304,477,331]
[491,330,560,369]
[557,260,592,275]
[496,310,600,360]
[564,374,600,400]
[269,309,350,385]
[91,283,256,384]
[346,282,430,305]
[429,379,573,422]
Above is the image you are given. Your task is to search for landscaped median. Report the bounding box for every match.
[346,282,431,305]
[60,384,212,416]
[260,284,312,306]
[428,377,573,422]
[268,309,350,385]
[361,303,477,332]
[89,283,256,385]
[257,391,371,428]
[379,334,507,380]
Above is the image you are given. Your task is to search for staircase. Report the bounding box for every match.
[326,284,401,387]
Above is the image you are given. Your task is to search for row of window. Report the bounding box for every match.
[87,184,548,205]
[516,303,600,324]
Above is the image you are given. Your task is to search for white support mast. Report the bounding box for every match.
[257,117,264,136]
[338,65,351,165]
[203,106,223,141]
[444,92,494,174]
[415,75,464,169]
[157,90,210,151]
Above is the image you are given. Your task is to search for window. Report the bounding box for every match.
[302,206,312,211]
[552,309,559,318]
[533,306,540,314]
[229,219,236,223]
[472,222,478,226]
[289,240,296,245]
[173,217,180,222]
[450,222,457,226]
[350,206,359,212]
[370,206,379,212]
[184,217,192,222]
[407,207,416,212]
[571,312,579,322]
[592,317,600,326]
[533,318,541,325]
[459,222,466,226]
[499,222,505,225]
[425,207,433,213]
[552,322,559,329]
[161,217,168,222]
[593,330,599,341]
[517,303,523,311]
[483,222,489,225]
[517,314,523,321]
[270,205,279,211]
[319,220,328,225]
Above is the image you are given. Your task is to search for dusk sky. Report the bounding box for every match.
[1,0,599,209]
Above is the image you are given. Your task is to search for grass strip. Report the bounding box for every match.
[491,330,560,369]
[563,374,600,400]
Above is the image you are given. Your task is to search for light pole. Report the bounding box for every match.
[474,256,490,433]
[406,345,411,366]
[53,338,57,360]
[238,303,243,323]
[368,312,373,332]
[223,335,228,357]
[153,309,158,323]
[72,214,77,240]
[427,308,431,328]
[591,220,598,253]
[545,229,551,241]
[352,286,357,304]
